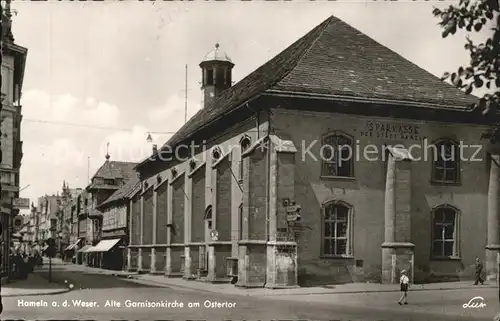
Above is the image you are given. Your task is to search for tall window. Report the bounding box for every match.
[204,206,213,230]
[321,132,354,178]
[432,205,460,258]
[239,135,251,183]
[206,69,214,85]
[322,201,352,257]
[432,139,460,184]
[238,204,243,240]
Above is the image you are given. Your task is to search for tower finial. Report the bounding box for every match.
[105,142,110,161]
[215,43,219,49]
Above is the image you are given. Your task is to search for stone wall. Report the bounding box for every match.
[271,107,490,284]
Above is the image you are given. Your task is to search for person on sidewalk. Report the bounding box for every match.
[398,269,409,305]
[473,257,484,285]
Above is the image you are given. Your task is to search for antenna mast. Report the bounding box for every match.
[184,64,188,124]
[87,157,90,184]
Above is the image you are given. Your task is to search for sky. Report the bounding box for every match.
[9,0,491,213]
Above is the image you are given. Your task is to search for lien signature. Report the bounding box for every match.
[463,296,486,309]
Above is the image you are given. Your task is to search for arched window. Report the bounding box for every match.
[322,201,353,257]
[432,205,460,258]
[240,135,251,152]
[432,139,460,184]
[239,136,251,183]
[321,132,354,178]
[204,206,213,230]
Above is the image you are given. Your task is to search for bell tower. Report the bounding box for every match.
[199,43,234,109]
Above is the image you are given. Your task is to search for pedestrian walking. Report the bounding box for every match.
[473,257,484,285]
[398,269,409,305]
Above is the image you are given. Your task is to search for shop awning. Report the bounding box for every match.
[64,239,81,251]
[86,239,121,253]
[77,245,92,253]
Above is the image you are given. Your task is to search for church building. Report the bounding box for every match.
[129,16,497,287]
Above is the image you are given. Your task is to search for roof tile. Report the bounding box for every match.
[138,15,478,170]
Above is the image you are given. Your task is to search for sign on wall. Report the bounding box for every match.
[13,198,30,209]
[102,206,127,231]
[360,121,426,141]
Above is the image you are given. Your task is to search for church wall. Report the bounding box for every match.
[271,107,490,285]
[137,111,269,277]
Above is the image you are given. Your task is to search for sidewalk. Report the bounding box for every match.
[1,271,70,297]
[59,260,498,296]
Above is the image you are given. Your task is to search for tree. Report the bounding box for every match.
[433,0,500,117]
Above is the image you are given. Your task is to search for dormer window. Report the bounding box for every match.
[104,179,114,185]
[93,177,104,185]
[212,147,222,162]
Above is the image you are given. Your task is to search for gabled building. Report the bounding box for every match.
[129,15,494,287]
[35,194,62,245]
[77,153,137,267]
[94,175,140,270]
[58,182,83,260]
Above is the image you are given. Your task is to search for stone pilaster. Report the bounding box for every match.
[137,248,143,271]
[150,189,158,274]
[165,174,173,276]
[184,174,193,279]
[138,191,144,272]
[486,154,500,280]
[381,149,415,284]
[126,247,132,271]
[265,135,298,288]
[126,198,134,272]
[237,155,251,287]
[237,137,268,288]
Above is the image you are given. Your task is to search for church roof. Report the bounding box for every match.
[137,15,477,171]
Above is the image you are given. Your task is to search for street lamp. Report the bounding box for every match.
[146,132,152,143]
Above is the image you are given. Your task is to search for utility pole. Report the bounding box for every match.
[184,64,188,124]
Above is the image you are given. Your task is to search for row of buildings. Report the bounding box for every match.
[1,0,28,283]
[25,157,138,271]
[29,15,500,287]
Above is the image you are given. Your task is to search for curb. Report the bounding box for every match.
[125,276,497,296]
[2,288,71,298]
[58,265,499,296]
